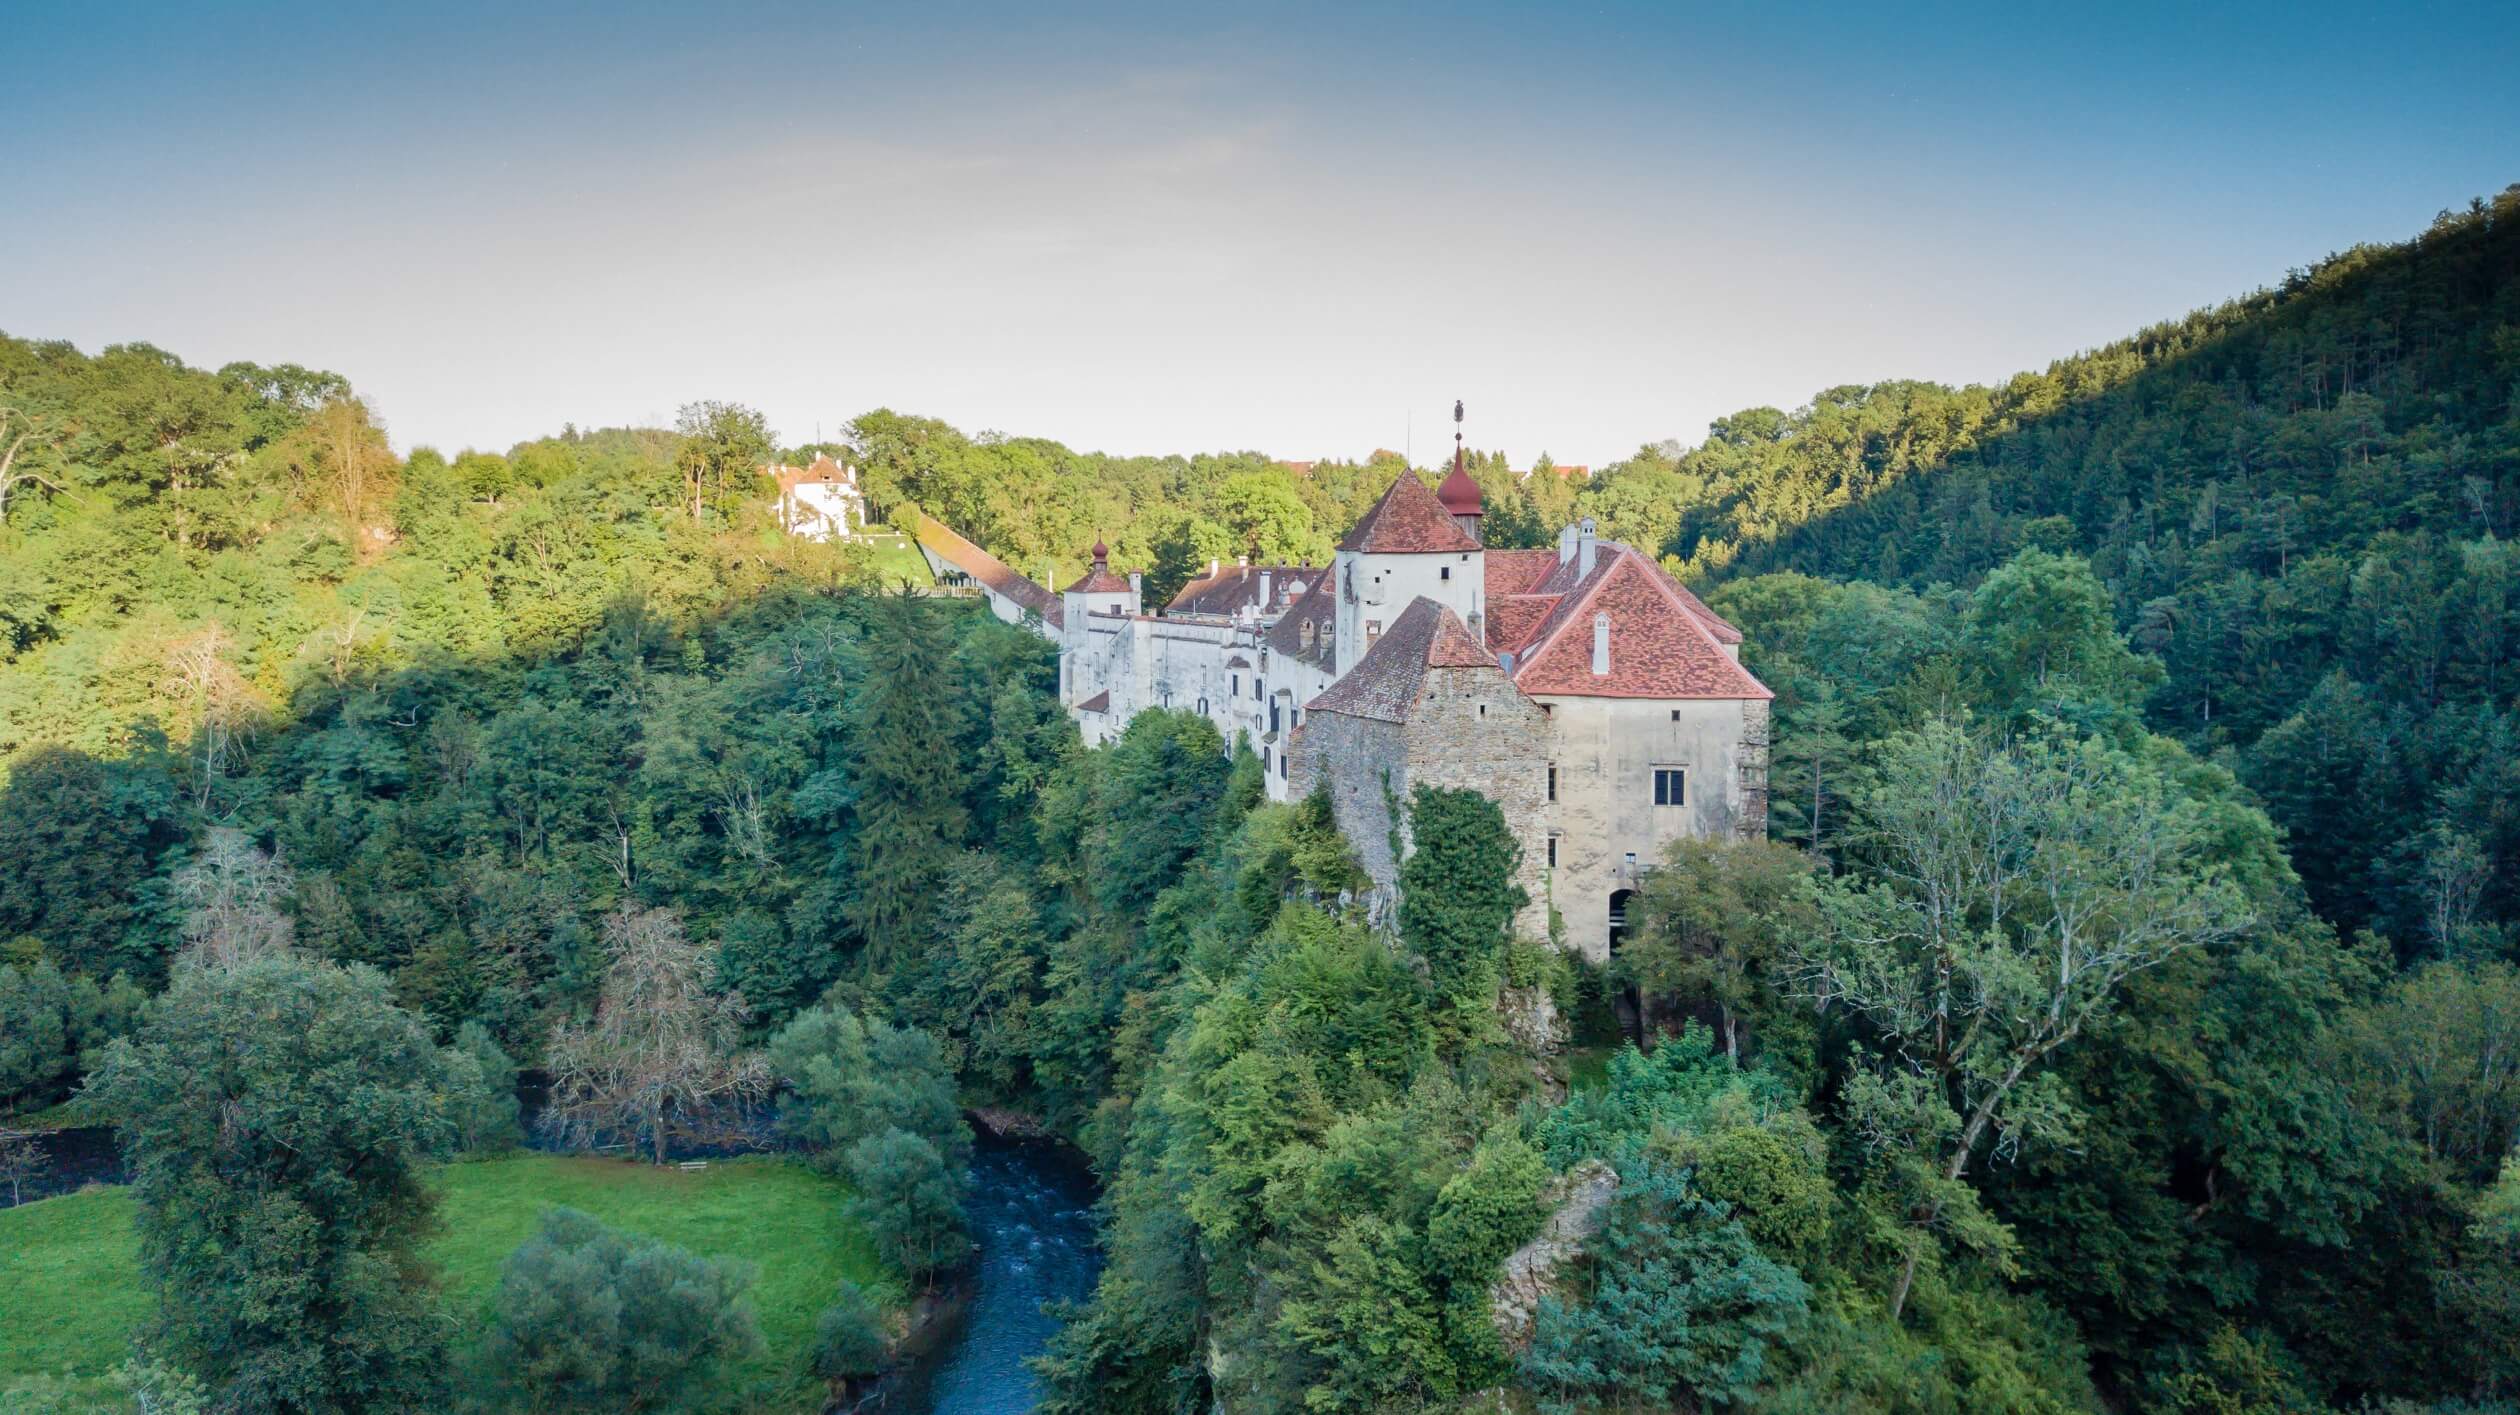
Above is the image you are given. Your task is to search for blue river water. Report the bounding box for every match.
[898,1136,1105,1414]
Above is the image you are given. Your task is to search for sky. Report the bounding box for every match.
[5,1,2517,467]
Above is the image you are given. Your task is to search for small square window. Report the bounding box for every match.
[1670,709,1682,722]
[1440,566,1451,581]
[1653,768,1686,807]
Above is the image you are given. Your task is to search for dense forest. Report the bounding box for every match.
[1,188,2516,1415]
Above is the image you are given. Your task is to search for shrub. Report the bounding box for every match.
[811,1280,891,1381]
[467,1206,761,1413]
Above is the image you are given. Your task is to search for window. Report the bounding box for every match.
[1653,768,1686,807]
[1278,751,1288,779]
[1546,834,1559,868]
[1255,677,1264,701]
[1440,566,1451,581]
[1231,674,1240,695]
[1366,620,1382,644]
[1670,709,1683,722]
[1546,764,1557,802]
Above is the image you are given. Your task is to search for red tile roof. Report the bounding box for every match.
[1483,548,1560,598]
[1483,595,1559,656]
[1505,548,1769,700]
[1436,463,1483,515]
[1165,563,1315,618]
[1065,562,1133,594]
[1305,598,1505,723]
[1337,470,1479,555]
[1076,690,1111,713]
[913,515,1064,627]
[1651,564,1742,644]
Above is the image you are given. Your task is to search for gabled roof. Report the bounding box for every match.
[913,515,1063,627]
[1305,597,1504,723]
[1065,563,1133,594]
[1263,577,1337,668]
[1166,563,1316,618]
[1652,564,1742,645]
[1076,690,1111,713]
[1484,548,1560,598]
[1505,548,1769,700]
[1337,471,1480,555]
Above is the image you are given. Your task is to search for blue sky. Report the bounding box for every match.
[4,1,2515,465]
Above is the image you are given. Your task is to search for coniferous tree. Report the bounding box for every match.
[843,593,970,962]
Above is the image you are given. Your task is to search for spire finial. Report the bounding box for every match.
[1452,398,1465,476]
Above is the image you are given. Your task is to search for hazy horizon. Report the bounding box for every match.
[6,0,2515,465]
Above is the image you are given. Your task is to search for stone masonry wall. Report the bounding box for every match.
[1402,665,1553,942]
[1287,710,1412,923]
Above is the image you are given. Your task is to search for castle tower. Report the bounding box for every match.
[1435,399,1484,546]
[1330,425,1485,677]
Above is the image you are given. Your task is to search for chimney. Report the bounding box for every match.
[1237,554,1248,568]
[1591,613,1611,676]
[1577,518,1598,579]
[1210,558,1220,578]
[1557,523,1579,565]
[1128,570,1143,599]
[1259,571,1273,607]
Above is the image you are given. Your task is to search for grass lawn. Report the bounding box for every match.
[0,1153,890,1410]
[849,531,933,583]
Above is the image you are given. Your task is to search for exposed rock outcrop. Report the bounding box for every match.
[1496,982,1566,1100]
[1487,1159,1618,1353]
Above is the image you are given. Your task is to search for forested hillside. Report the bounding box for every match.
[1585,187,2520,961]
[2,191,2516,1415]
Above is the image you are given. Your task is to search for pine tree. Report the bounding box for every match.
[844,593,970,962]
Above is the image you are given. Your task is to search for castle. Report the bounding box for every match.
[911,454,1772,961]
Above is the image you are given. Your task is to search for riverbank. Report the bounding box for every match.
[879,1131,1103,1414]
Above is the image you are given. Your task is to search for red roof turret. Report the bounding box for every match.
[1436,463,1483,516]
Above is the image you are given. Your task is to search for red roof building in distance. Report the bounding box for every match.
[909,404,1768,964]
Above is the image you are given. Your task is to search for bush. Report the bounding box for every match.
[845,1128,970,1280]
[811,1280,891,1381]
[467,1206,761,1413]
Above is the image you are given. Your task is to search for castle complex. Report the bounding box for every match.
[911,450,1772,961]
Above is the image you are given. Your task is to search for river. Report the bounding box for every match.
[887,1135,1104,1414]
[10,1122,1104,1414]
